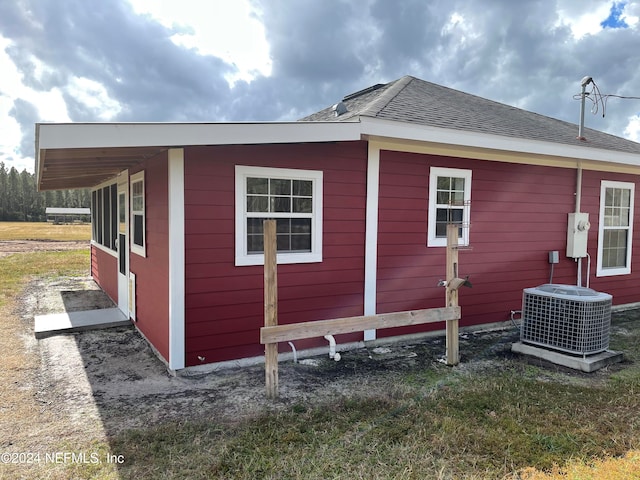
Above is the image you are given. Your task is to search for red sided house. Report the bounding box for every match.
[35,76,640,372]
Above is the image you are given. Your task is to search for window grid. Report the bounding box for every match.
[597,181,634,276]
[246,176,313,254]
[130,172,145,256]
[427,167,471,247]
[435,176,466,239]
[602,186,631,269]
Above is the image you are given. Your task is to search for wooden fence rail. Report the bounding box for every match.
[261,221,464,399]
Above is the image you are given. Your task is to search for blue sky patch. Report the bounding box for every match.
[601,2,629,29]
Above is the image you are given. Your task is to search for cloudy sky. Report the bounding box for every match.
[1,0,640,174]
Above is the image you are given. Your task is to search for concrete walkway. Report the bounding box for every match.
[35,308,130,339]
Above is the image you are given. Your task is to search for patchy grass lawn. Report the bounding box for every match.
[1,224,639,478]
[105,310,639,479]
[0,221,91,241]
[110,335,640,479]
[0,249,115,480]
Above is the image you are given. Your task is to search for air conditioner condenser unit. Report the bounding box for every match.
[520,284,612,356]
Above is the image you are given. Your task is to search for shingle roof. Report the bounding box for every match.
[301,75,640,155]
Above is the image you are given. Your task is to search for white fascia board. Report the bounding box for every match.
[358,116,640,168]
[36,121,362,150]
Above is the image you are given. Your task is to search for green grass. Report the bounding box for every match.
[108,335,640,480]
[0,221,91,241]
[0,250,90,308]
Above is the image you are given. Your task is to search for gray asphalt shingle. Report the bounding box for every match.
[301,75,640,155]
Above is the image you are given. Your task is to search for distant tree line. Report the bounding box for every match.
[0,162,91,222]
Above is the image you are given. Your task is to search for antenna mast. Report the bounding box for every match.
[577,76,593,140]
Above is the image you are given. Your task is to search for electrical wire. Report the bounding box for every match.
[573,78,640,118]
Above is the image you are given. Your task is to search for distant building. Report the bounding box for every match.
[45,207,91,224]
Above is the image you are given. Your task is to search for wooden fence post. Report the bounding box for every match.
[264,220,279,399]
[445,223,460,365]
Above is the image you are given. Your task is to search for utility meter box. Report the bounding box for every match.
[566,212,590,258]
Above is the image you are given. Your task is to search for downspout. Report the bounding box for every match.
[576,163,583,287]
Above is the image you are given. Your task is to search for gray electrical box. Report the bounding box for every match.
[566,212,590,258]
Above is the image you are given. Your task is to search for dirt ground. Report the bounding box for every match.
[3,240,631,454]
[0,240,88,258]
[17,274,502,433]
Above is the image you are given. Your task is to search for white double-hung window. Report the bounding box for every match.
[130,171,146,257]
[427,167,472,247]
[597,180,634,276]
[235,166,323,266]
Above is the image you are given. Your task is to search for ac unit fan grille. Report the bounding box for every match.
[521,285,612,355]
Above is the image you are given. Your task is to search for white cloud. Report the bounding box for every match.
[624,114,640,141]
[0,35,70,171]
[126,0,271,84]
[66,77,122,121]
[556,1,613,38]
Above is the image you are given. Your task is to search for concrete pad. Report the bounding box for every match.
[35,308,130,339]
[511,342,624,372]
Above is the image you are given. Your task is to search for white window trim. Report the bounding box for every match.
[427,167,472,247]
[130,171,146,257]
[235,165,323,266]
[597,180,634,277]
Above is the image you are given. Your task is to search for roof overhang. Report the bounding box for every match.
[36,117,640,191]
[358,116,640,171]
[35,121,361,190]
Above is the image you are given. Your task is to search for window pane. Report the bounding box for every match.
[247,196,268,212]
[97,190,103,244]
[277,235,290,251]
[452,177,465,191]
[119,193,126,233]
[91,191,97,240]
[103,187,111,249]
[271,197,291,213]
[452,191,465,204]
[247,234,264,253]
[437,177,450,190]
[247,218,264,234]
[293,197,312,213]
[291,218,311,233]
[621,189,631,207]
[276,218,291,233]
[436,191,451,204]
[293,180,312,196]
[291,234,311,251]
[270,179,291,195]
[110,185,117,250]
[603,229,627,268]
[435,208,463,238]
[605,188,614,206]
[132,182,143,212]
[247,177,268,194]
[133,214,144,247]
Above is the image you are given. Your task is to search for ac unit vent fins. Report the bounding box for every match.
[521,284,612,356]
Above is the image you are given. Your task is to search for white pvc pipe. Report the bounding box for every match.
[323,335,340,361]
[287,342,298,363]
[324,335,336,358]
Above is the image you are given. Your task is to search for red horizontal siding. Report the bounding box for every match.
[375,151,579,335]
[129,156,170,363]
[184,141,368,365]
[91,245,118,304]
